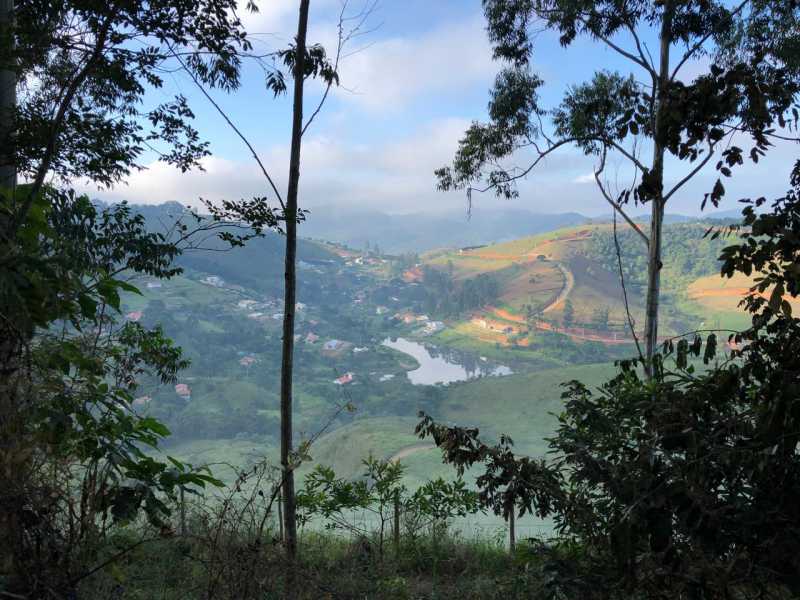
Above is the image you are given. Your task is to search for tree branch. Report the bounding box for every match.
[613,210,644,360]
[670,0,750,81]
[168,46,286,212]
[581,17,655,77]
[17,8,117,232]
[302,0,377,137]
[663,141,716,202]
[594,149,650,247]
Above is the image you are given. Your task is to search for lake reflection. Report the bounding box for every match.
[382,337,512,385]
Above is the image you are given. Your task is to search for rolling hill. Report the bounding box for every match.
[422,221,760,347]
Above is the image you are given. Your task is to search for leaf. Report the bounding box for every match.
[769,281,785,312]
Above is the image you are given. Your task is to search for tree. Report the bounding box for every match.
[418,160,800,599]
[563,298,575,328]
[280,0,311,571]
[591,305,610,331]
[436,0,800,372]
[0,1,262,593]
[547,161,800,598]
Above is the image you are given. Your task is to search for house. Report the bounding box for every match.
[239,356,257,368]
[353,346,369,354]
[305,332,319,344]
[375,306,389,315]
[146,281,162,289]
[201,275,224,287]
[333,372,354,385]
[247,312,265,320]
[175,383,191,399]
[132,395,151,407]
[272,313,284,320]
[295,302,306,311]
[238,299,258,309]
[324,339,343,351]
[423,321,444,335]
[379,374,394,382]
[126,311,143,322]
[415,315,430,322]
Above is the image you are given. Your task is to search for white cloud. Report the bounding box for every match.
[572,172,596,184]
[77,117,483,212]
[333,17,495,110]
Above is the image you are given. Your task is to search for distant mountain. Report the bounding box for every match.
[300,206,591,253]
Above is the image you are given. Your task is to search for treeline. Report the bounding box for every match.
[420,265,500,316]
[586,223,732,291]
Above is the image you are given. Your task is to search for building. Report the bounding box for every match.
[239,356,256,368]
[305,332,320,344]
[132,395,151,407]
[353,346,369,353]
[423,321,445,335]
[324,339,343,351]
[175,383,191,400]
[126,311,143,322]
[146,281,162,289]
[201,275,224,287]
[333,372,354,385]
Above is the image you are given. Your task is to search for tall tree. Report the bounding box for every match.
[437,0,800,370]
[281,0,311,569]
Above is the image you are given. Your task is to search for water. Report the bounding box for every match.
[382,337,512,385]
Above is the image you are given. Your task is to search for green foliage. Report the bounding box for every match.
[439,0,800,207]
[562,298,574,328]
[419,162,800,598]
[421,265,500,316]
[586,222,732,291]
[297,456,482,555]
[553,71,639,155]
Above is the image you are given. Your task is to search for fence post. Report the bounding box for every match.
[393,489,401,560]
[509,509,516,554]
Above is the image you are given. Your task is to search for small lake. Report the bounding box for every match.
[382,337,512,385]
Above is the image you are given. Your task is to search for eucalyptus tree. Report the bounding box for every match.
[437,0,800,368]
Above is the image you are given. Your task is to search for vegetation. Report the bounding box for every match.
[418,162,800,599]
[437,0,800,366]
[2,1,800,599]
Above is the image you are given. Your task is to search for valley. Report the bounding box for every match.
[123,209,760,516]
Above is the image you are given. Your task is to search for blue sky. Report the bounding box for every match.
[86,0,798,218]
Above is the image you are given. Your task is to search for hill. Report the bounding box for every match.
[420,221,749,347]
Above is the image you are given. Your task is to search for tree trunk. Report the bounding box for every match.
[280,0,310,592]
[508,509,516,554]
[643,1,673,374]
[0,0,14,192]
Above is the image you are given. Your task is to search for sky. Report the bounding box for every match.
[81,0,799,218]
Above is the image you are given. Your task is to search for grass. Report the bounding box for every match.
[79,522,550,600]
[439,362,615,457]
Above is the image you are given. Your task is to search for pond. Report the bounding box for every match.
[382,337,512,385]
